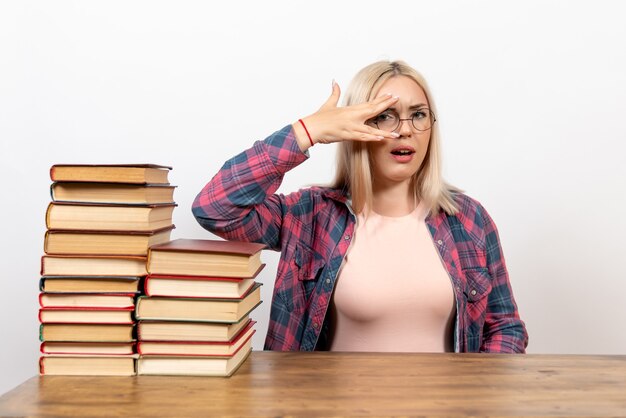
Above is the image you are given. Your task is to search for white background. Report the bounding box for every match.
[1,0,625,395]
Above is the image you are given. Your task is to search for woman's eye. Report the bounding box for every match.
[412,110,428,120]
[376,112,395,122]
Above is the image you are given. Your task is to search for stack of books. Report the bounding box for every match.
[135,239,264,377]
[39,164,176,376]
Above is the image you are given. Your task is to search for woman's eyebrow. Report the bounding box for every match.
[387,103,429,111]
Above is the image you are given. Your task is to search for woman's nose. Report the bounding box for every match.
[397,118,413,136]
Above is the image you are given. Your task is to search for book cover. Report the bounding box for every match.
[39,355,137,376]
[45,202,176,231]
[50,182,176,204]
[147,239,265,278]
[135,283,262,323]
[38,306,135,324]
[137,321,256,356]
[149,239,265,256]
[50,164,172,184]
[39,293,136,309]
[44,225,175,256]
[39,276,142,293]
[40,323,135,342]
[40,341,135,356]
[144,264,264,298]
[137,317,251,342]
[136,341,252,377]
[41,255,148,277]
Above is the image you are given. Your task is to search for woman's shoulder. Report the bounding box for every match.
[282,185,349,208]
[447,190,496,228]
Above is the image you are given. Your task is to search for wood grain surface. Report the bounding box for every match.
[1,351,625,417]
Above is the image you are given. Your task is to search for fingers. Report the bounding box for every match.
[350,124,399,142]
[367,93,399,115]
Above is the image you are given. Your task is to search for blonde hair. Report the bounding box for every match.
[330,60,459,216]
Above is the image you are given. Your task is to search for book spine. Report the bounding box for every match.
[44,203,55,229]
[143,276,151,296]
[39,357,45,375]
[39,323,44,342]
[40,255,46,276]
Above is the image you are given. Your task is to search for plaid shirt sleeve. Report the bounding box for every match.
[475,203,529,353]
[191,125,308,251]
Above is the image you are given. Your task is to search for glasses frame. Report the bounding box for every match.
[370,108,437,132]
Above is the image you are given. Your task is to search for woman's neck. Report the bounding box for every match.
[371,181,415,217]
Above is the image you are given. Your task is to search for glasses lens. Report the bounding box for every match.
[412,109,434,131]
[373,111,400,131]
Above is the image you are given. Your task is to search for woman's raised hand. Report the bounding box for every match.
[293,81,399,150]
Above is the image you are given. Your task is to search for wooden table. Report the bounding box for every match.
[1,351,625,416]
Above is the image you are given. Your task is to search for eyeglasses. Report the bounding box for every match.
[369,108,436,132]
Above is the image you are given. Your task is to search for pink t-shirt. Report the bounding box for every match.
[329,203,456,352]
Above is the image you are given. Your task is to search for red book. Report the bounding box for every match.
[39,306,135,324]
[137,321,256,357]
[144,265,264,298]
[39,293,136,309]
[40,341,135,356]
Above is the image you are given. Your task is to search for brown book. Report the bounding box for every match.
[40,276,141,293]
[40,323,135,342]
[41,255,148,276]
[148,239,265,278]
[44,226,175,256]
[136,283,262,323]
[41,342,135,356]
[144,266,264,298]
[39,355,137,376]
[137,321,255,356]
[51,183,176,204]
[136,340,252,377]
[137,317,251,342]
[39,307,134,324]
[39,293,135,309]
[45,202,176,231]
[50,164,171,184]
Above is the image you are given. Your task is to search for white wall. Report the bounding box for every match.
[1,0,625,395]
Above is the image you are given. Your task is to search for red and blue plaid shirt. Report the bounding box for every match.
[193,125,528,353]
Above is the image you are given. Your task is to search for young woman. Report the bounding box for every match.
[193,60,528,353]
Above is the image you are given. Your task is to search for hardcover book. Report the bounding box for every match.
[39,293,136,309]
[39,276,142,293]
[45,202,175,231]
[39,355,137,376]
[41,255,148,277]
[40,323,135,342]
[137,340,252,377]
[50,164,171,184]
[137,321,255,357]
[137,317,251,342]
[147,239,265,278]
[39,307,135,324]
[44,226,175,256]
[144,266,264,298]
[136,283,262,323]
[40,342,135,356]
[51,182,176,204]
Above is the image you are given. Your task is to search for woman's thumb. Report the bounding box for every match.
[320,80,341,110]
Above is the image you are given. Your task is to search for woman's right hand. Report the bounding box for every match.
[293,81,400,151]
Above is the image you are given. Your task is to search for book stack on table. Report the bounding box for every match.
[135,239,264,377]
[39,164,176,376]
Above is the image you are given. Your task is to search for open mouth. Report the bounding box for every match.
[391,149,415,156]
